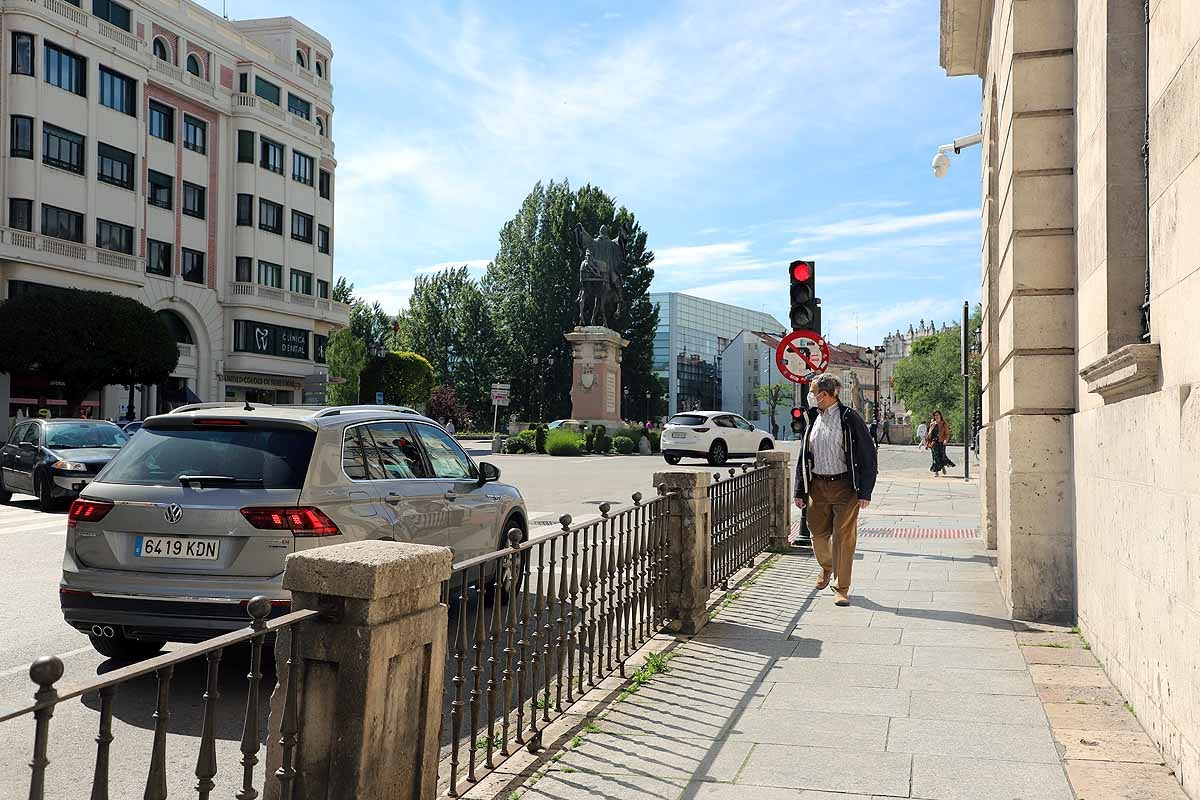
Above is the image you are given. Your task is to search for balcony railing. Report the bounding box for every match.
[152,58,184,83]
[0,226,143,278]
[227,281,349,322]
[97,19,139,51]
[42,0,88,27]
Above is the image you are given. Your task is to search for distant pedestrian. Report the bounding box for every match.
[446,419,457,435]
[927,411,955,476]
[793,374,878,607]
[881,418,892,444]
[869,419,879,445]
[916,420,928,449]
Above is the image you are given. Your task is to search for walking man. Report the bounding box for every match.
[794,374,878,606]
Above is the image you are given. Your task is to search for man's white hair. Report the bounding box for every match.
[813,374,841,396]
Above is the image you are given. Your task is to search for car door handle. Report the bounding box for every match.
[385,492,402,504]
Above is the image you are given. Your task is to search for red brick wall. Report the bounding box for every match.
[219,65,233,91]
[151,24,178,64]
[186,42,210,81]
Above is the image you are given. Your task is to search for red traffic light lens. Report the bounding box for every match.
[790,261,812,282]
[791,407,804,419]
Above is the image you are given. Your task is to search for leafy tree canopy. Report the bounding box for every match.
[893,306,982,442]
[359,351,435,408]
[0,288,178,416]
[325,328,367,406]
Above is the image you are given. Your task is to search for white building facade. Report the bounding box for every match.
[0,0,346,437]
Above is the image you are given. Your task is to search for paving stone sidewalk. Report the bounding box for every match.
[515,535,1190,800]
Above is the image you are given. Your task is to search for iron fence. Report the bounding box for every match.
[439,492,672,797]
[708,464,772,590]
[1,598,319,800]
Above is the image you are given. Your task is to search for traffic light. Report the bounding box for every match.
[790,406,805,435]
[789,260,817,331]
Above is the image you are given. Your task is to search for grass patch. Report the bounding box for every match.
[475,732,503,750]
[1125,702,1136,717]
[569,734,583,748]
[584,721,602,734]
[618,652,674,701]
[534,693,552,710]
[561,766,577,774]
[1033,642,1068,648]
[1075,700,1087,705]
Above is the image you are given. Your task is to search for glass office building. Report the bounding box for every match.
[650,293,787,418]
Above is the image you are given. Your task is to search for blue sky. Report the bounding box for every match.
[207,0,983,346]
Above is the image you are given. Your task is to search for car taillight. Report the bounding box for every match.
[68,499,113,528]
[240,507,340,537]
[693,427,711,433]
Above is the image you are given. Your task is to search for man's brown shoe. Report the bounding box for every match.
[834,591,851,607]
[815,570,832,590]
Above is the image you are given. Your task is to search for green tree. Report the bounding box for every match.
[893,306,983,442]
[755,383,791,437]
[359,351,435,408]
[325,328,366,405]
[404,266,499,420]
[482,180,661,421]
[0,288,178,417]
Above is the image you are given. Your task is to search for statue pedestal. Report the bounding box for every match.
[565,326,629,428]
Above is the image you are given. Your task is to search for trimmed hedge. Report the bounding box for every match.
[613,435,635,455]
[546,430,584,456]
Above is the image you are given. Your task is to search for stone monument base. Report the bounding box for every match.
[565,326,628,428]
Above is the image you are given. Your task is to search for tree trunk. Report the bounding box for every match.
[63,384,88,419]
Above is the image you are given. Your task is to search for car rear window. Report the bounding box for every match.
[668,415,708,427]
[98,426,316,489]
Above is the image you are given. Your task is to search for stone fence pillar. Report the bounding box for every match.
[654,470,712,635]
[757,450,793,551]
[265,540,452,800]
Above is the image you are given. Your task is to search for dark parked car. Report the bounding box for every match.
[0,419,129,510]
[121,420,144,436]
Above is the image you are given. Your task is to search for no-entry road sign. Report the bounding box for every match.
[775,330,830,384]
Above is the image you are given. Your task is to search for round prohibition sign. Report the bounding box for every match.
[775,330,830,384]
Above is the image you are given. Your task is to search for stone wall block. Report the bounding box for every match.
[1013,54,1076,113]
[1008,532,1076,621]
[1000,293,1076,355]
[1013,174,1076,230]
[1014,114,1075,171]
[756,450,793,551]
[998,355,1077,414]
[1012,0,1075,53]
[653,470,712,636]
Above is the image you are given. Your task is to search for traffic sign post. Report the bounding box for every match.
[775,330,830,384]
[490,383,511,435]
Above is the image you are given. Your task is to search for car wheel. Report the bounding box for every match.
[35,473,56,512]
[759,439,774,451]
[486,518,528,604]
[663,454,681,465]
[88,632,165,662]
[708,440,728,466]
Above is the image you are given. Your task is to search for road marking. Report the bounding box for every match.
[0,646,93,680]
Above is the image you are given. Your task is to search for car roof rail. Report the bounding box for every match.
[313,404,420,418]
[169,402,274,414]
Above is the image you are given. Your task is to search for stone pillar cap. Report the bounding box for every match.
[654,470,713,488]
[283,541,453,600]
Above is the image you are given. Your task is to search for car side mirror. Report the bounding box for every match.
[479,462,501,483]
[18,441,35,452]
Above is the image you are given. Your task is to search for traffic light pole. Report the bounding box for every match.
[795,386,812,548]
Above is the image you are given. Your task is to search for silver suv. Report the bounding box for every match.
[60,404,526,659]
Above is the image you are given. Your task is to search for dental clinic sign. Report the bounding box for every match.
[234,320,311,360]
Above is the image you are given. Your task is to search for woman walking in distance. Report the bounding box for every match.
[928,410,955,476]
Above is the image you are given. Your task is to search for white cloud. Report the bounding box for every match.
[354,279,415,314]
[789,209,979,247]
[679,279,779,303]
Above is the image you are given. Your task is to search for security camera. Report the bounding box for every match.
[932,150,951,179]
[930,133,983,179]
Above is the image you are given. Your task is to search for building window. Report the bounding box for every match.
[181,248,204,284]
[148,170,173,209]
[236,193,253,226]
[255,76,280,106]
[152,37,169,62]
[98,66,135,115]
[258,260,283,289]
[182,182,205,219]
[147,239,172,276]
[10,115,33,159]
[316,117,325,137]
[317,279,329,299]
[96,218,133,254]
[287,93,311,120]
[260,137,283,173]
[318,224,330,254]
[291,211,313,243]
[314,334,327,364]
[234,319,309,359]
[296,49,306,68]
[315,60,324,79]
[293,150,314,185]
[258,199,282,235]
[235,256,252,283]
[12,32,34,76]
[237,130,254,163]
[97,142,134,189]
[319,169,331,199]
[238,72,248,93]
[186,53,202,78]
[41,204,84,243]
[43,123,84,174]
[149,101,173,141]
[290,269,313,295]
[9,199,33,232]
[183,115,206,154]
[45,42,85,96]
[92,0,130,31]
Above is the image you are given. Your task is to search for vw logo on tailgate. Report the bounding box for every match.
[163,503,184,524]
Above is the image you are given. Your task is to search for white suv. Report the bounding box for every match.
[661,411,775,465]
